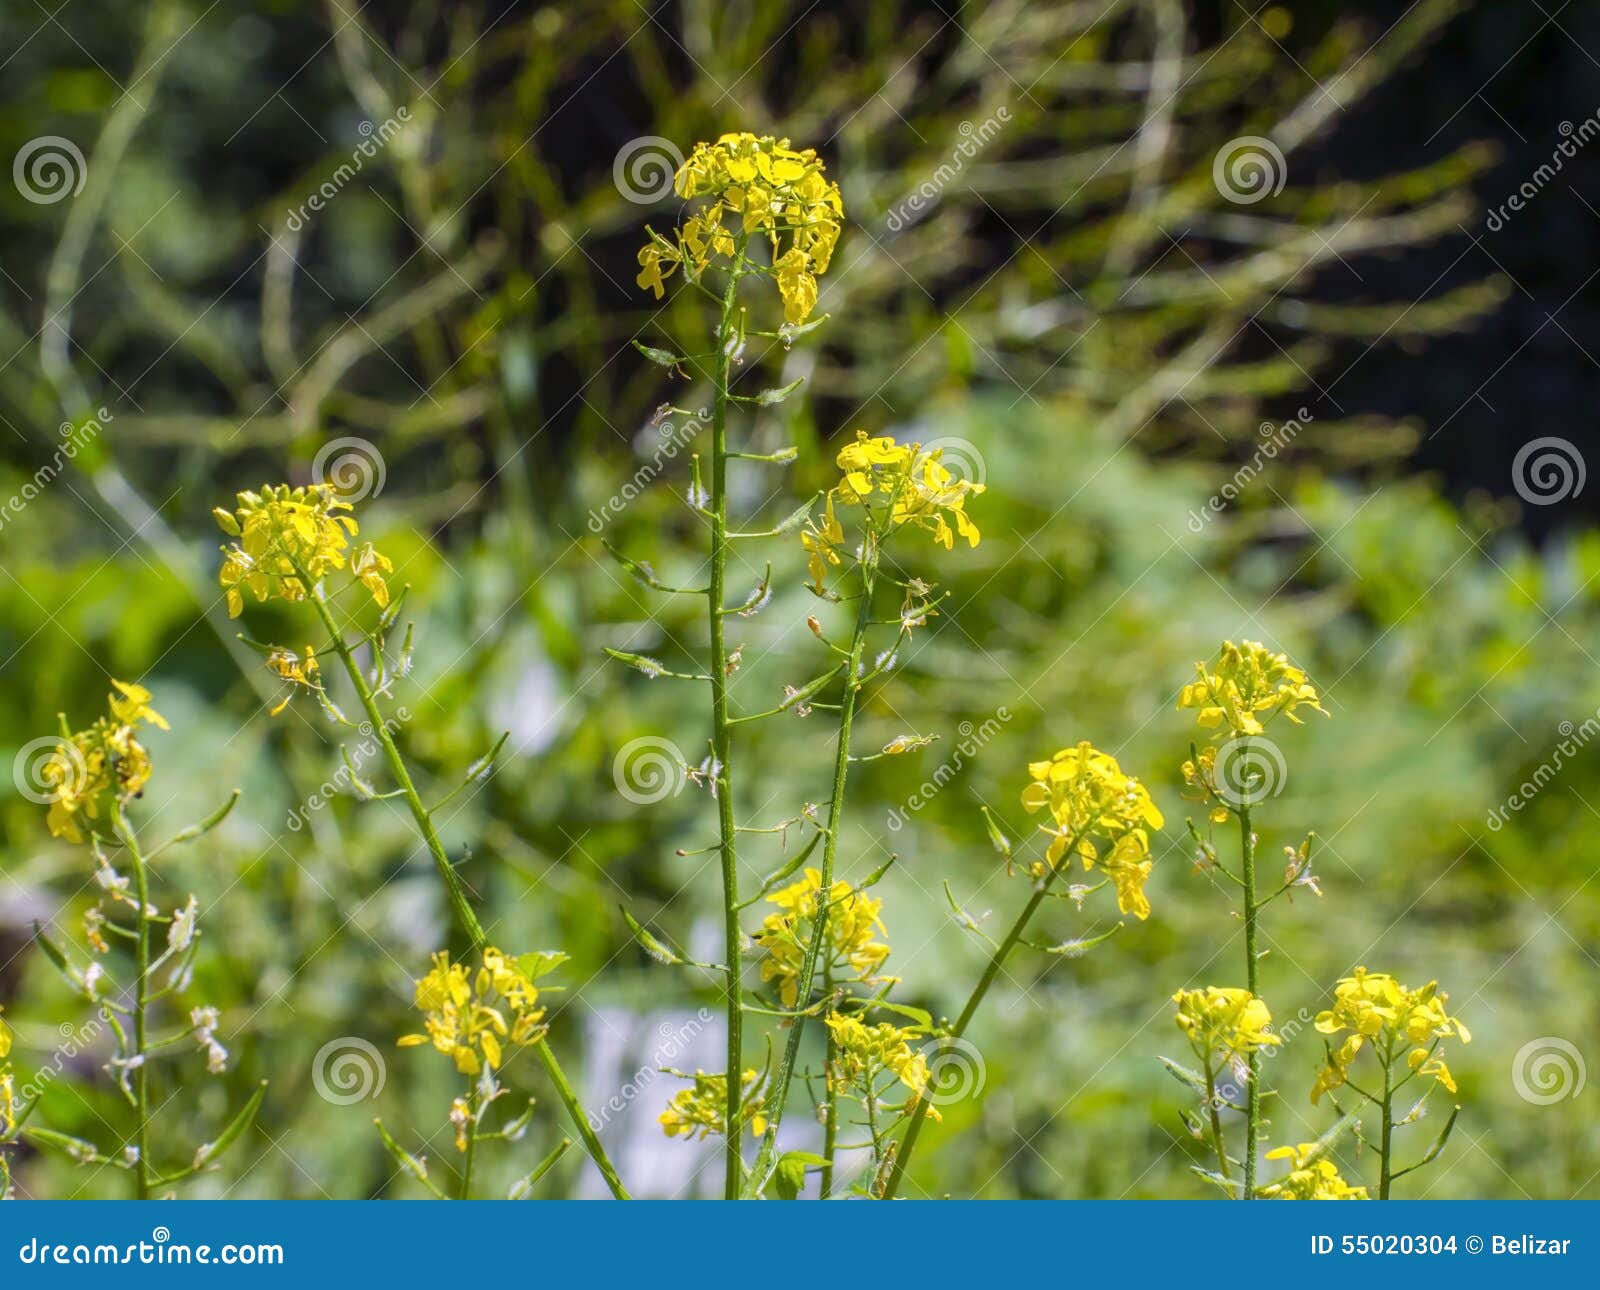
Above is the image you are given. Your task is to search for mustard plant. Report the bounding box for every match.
[1167,642,1467,1199]
[880,743,1163,1199]
[21,682,260,1198]
[213,482,626,1198]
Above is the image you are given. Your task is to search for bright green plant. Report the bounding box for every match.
[16,682,259,1199]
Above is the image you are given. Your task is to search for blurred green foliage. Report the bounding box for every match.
[0,0,1594,1199]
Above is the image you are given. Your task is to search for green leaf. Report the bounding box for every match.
[773,1150,829,1200]
[753,377,805,405]
[31,922,74,982]
[192,1080,267,1170]
[1158,1055,1208,1096]
[518,950,571,980]
[867,1000,934,1031]
[621,907,686,966]
[981,805,1012,859]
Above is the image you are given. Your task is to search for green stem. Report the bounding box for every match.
[706,246,747,1199]
[746,545,878,1196]
[304,580,628,1199]
[821,960,838,1199]
[1379,1044,1394,1200]
[1239,792,1259,1201]
[1205,1063,1233,1193]
[457,1084,476,1200]
[305,584,486,948]
[111,802,152,1201]
[880,826,1086,1201]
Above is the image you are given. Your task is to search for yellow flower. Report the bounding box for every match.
[800,491,845,593]
[825,1012,935,1109]
[214,483,389,617]
[1172,986,1283,1062]
[265,646,320,716]
[1018,743,1163,915]
[659,1068,768,1141]
[397,947,549,1077]
[1310,968,1469,1104]
[1178,639,1326,736]
[1261,1144,1368,1199]
[39,681,167,844]
[637,133,843,324]
[754,869,892,1008]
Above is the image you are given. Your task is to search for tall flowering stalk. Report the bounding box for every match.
[24,682,259,1198]
[1174,640,1326,1198]
[625,133,847,1196]
[880,743,1162,1200]
[1167,641,1467,1199]
[213,483,626,1198]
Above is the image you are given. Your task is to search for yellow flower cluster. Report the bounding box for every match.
[214,483,392,618]
[265,646,320,716]
[1260,1143,1369,1200]
[659,1068,768,1141]
[41,681,168,844]
[755,868,891,1008]
[1311,968,1470,1105]
[1177,639,1326,736]
[397,948,548,1076]
[636,133,843,324]
[801,433,984,591]
[1172,986,1283,1061]
[1019,743,1163,919]
[0,1009,14,1137]
[825,1012,933,1106]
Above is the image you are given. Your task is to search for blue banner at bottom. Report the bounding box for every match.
[0,1201,1589,1283]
